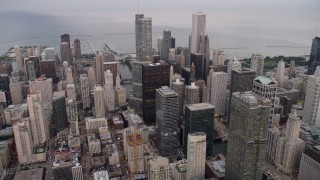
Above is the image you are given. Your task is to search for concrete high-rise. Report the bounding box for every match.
[213,50,224,66]
[302,68,320,127]
[66,67,74,84]
[15,45,24,71]
[27,92,48,145]
[135,14,152,61]
[74,39,81,60]
[12,117,33,164]
[185,82,200,105]
[307,37,320,75]
[156,86,179,156]
[226,91,270,180]
[171,79,185,117]
[227,56,242,81]
[29,78,53,103]
[25,56,41,79]
[274,112,305,174]
[9,80,23,105]
[288,60,296,79]
[211,72,227,116]
[94,84,105,118]
[26,61,36,81]
[104,70,115,112]
[298,145,320,180]
[276,60,285,87]
[60,42,72,65]
[250,53,264,76]
[95,52,104,84]
[191,12,206,54]
[115,74,126,107]
[199,32,210,80]
[148,156,171,180]
[184,103,214,156]
[186,132,206,180]
[252,76,278,126]
[67,99,79,136]
[66,84,76,101]
[142,63,170,123]
[80,74,90,109]
[44,47,55,60]
[87,67,96,91]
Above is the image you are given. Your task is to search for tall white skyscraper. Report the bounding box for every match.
[80,74,90,109]
[211,72,227,116]
[95,52,104,84]
[274,112,306,174]
[66,67,74,84]
[302,67,320,127]
[115,74,126,107]
[88,66,96,91]
[29,77,53,103]
[135,14,152,61]
[94,84,105,118]
[187,132,206,180]
[27,92,48,145]
[12,117,34,164]
[227,57,242,81]
[191,12,206,53]
[104,70,115,112]
[250,53,264,76]
[276,60,285,87]
[15,45,24,71]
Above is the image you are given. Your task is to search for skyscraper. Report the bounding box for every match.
[52,91,68,131]
[94,84,105,118]
[67,99,79,136]
[66,67,74,84]
[160,30,172,61]
[298,145,320,180]
[74,39,81,60]
[9,80,23,105]
[115,74,126,107]
[135,14,152,61]
[252,76,278,126]
[199,32,210,80]
[276,60,285,87]
[274,112,305,174]
[26,61,36,81]
[156,86,179,156]
[60,42,72,65]
[186,132,206,180]
[25,56,41,79]
[191,12,206,54]
[302,68,320,127]
[190,53,205,80]
[227,57,242,81]
[40,60,57,82]
[148,156,171,180]
[211,72,227,116]
[15,45,24,71]
[27,92,48,145]
[226,91,270,180]
[88,66,96,91]
[171,79,185,117]
[60,34,70,47]
[80,74,90,109]
[104,70,115,112]
[307,37,320,75]
[12,117,33,164]
[44,47,55,60]
[288,60,296,79]
[142,63,170,123]
[95,52,104,84]
[185,82,200,105]
[184,103,214,156]
[212,50,224,66]
[250,53,264,76]
[29,77,53,103]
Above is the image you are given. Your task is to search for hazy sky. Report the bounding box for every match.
[1,0,319,30]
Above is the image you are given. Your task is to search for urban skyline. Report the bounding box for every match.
[0,2,319,180]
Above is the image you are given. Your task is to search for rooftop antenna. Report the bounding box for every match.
[138,0,140,13]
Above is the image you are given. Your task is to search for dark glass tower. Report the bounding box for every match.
[307,37,320,75]
[142,62,170,124]
[184,103,215,156]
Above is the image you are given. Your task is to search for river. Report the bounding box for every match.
[118,62,133,98]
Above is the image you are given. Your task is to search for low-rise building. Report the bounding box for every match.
[88,134,102,155]
[170,159,187,180]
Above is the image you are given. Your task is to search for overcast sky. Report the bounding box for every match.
[1,0,319,30]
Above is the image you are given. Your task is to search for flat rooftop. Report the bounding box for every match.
[14,168,44,180]
[157,86,177,96]
[304,145,320,163]
[186,103,214,111]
